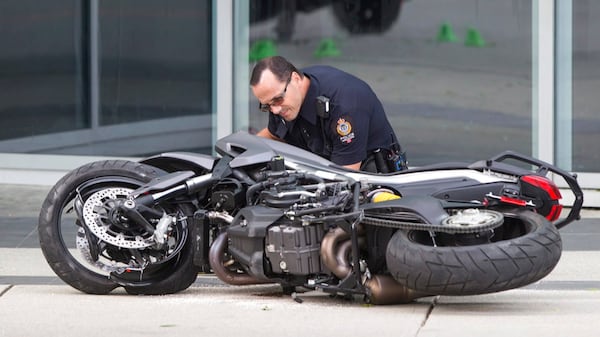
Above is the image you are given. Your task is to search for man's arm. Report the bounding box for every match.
[256,128,279,140]
[343,162,362,171]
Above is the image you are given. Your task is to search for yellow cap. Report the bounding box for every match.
[372,191,401,203]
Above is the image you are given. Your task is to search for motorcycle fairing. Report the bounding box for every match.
[360,196,451,226]
[216,132,517,185]
[140,152,216,173]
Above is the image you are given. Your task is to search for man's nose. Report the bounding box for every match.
[270,105,283,114]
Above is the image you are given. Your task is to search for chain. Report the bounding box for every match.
[360,215,501,234]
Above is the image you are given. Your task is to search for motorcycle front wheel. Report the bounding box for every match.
[385,209,562,296]
[38,160,199,295]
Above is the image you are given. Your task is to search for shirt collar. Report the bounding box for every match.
[298,72,319,125]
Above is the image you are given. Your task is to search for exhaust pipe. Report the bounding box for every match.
[321,227,352,279]
[365,274,427,305]
[321,226,367,279]
[321,226,427,304]
[208,232,270,286]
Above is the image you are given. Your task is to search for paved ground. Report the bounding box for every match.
[1,183,600,336]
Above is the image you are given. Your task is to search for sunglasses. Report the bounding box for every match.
[258,74,292,112]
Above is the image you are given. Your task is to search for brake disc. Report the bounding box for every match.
[82,187,154,249]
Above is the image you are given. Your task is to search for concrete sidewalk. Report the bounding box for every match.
[1,184,600,337]
[1,283,599,337]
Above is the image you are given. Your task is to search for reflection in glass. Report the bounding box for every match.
[0,1,87,141]
[99,0,212,126]
[572,1,600,172]
[246,0,532,166]
[0,0,213,156]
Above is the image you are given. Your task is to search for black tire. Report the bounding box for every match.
[38,160,199,295]
[385,209,562,295]
[333,0,402,34]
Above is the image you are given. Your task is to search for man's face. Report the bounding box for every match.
[251,69,300,122]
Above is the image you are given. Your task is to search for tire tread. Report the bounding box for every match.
[386,210,562,295]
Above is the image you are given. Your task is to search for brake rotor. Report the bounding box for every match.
[82,187,154,249]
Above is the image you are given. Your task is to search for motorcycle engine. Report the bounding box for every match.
[264,221,325,275]
[226,171,349,278]
[226,205,328,278]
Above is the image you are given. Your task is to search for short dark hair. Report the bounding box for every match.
[250,56,302,86]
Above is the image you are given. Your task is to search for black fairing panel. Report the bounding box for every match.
[215,131,341,169]
[361,196,449,225]
[140,152,216,173]
[216,132,480,175]
[430,182,507,202]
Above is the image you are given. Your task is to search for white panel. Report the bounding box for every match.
[532,0,554,163]
[233,0,250,132]
[213,0,234,142]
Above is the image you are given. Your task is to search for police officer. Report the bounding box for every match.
[250,56,406,172]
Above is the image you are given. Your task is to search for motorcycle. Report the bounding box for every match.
[38,131,584,304]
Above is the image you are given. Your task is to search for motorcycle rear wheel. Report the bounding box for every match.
[38,160,199,295]
[385,209,562,296]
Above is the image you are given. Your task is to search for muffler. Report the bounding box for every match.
[321,226,426,304]
[364,274,427,305]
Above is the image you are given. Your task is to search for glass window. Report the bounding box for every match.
[0,0,212,156]
[572,1,600,172]
[0,1,87,141]
[99,0,212,126]
[242,0,532,165]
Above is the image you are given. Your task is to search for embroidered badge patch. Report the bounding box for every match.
[336,118,355,144]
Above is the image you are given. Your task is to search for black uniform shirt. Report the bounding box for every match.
[267,65,397,166]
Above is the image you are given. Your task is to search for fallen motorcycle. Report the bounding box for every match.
[38,131,583,304]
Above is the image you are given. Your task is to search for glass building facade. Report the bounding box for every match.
[0,1,598,205]
[0,0,212,156]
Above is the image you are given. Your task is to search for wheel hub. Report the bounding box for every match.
[82,187,155,249]
[441,209,504,231]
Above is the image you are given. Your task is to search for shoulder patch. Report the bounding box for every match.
[336,118,355,144]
